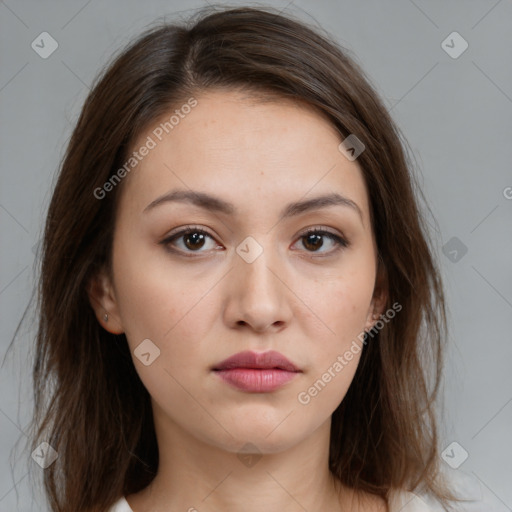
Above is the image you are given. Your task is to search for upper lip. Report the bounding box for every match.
[212,350,301,372]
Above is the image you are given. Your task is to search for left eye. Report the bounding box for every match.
[293,228,349,254]
[160,226,349,256]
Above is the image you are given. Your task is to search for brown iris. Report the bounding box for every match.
[302,233,324,251]
[183,232,207,250]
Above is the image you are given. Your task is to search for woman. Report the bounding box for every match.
[27,6,476,512]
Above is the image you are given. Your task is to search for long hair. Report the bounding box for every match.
[10,5,459,511]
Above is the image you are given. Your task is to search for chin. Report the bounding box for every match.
[207,420,308,455]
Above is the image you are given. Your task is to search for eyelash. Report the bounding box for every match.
[160,225,350,258]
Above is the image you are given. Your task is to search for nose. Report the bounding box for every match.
[223,244,292,333]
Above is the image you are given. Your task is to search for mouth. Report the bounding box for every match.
[212,350,301,392]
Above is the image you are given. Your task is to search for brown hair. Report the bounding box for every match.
[9,5,460,511]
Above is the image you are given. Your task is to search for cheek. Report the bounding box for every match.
[110,243,215,414]
[295,279,370,414]
[112,230,179,329]
[112,234,220,369]
[309,261,375,339]
[297,257,375,388]
[297,351,361,415]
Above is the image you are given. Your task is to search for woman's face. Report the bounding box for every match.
[92,89,386,454]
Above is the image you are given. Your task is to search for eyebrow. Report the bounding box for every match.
[143,189,363,222]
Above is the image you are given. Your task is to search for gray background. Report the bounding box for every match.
[1,1,511,510]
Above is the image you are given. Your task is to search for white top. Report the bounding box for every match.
[109,491,435,511]
[107,469,492,511]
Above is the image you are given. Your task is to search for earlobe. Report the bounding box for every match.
[86,268,124,335]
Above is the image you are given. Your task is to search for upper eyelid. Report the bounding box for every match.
[165,225,215,241]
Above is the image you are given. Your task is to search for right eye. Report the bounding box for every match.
[160,226,223,256]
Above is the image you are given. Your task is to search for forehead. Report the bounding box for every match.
[119,89,371,227]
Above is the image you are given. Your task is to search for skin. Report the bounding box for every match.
[88,89,388,512]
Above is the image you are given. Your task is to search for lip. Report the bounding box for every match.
[212,350,301,392]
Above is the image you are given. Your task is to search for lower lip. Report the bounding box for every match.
[213,368,299,392]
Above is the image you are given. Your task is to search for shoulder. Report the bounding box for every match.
[107,496,134,512]
[439,468,508,511]
[389,468,503,511]
[388,489,440,511]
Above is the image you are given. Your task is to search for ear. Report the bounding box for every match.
[86,266,124,335]
[364,257,389,332]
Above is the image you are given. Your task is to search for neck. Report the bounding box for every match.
[126,402,366,512]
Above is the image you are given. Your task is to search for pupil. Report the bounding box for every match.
[304,233,323,251]
[185,232,205,250]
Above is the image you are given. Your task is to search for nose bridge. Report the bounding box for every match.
[236,236,281,297]
[228,234,289,330]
